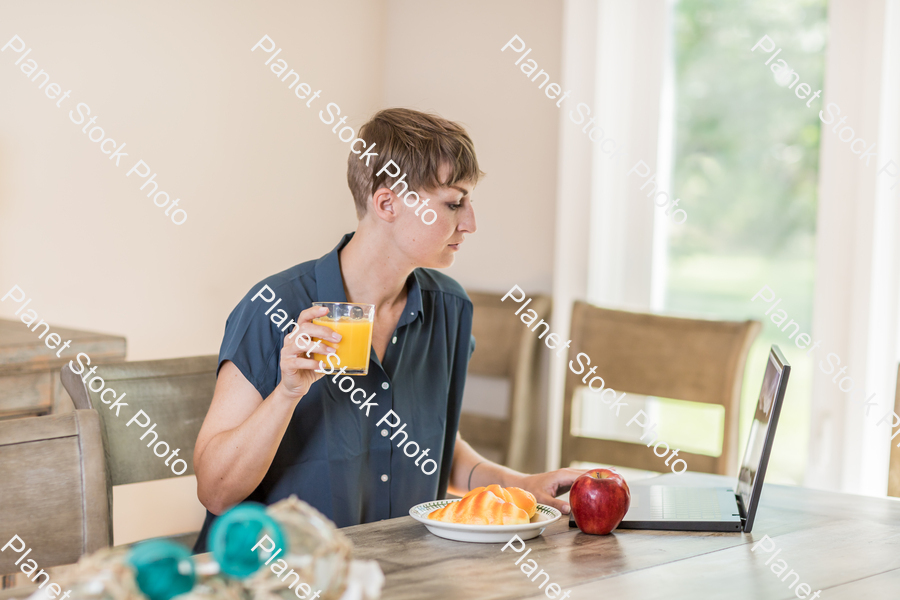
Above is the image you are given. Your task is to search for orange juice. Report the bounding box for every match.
[312,317,373,374]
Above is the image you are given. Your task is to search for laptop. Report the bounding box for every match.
[569,345,790,533]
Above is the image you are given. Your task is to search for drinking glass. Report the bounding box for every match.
[311,302,375,376]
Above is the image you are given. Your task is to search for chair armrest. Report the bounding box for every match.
[61,363,91,409]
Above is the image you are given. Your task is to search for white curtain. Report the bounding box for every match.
[806,0,900,496]
[547,0,670,469]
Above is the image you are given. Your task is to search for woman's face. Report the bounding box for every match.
[385,166,477,269]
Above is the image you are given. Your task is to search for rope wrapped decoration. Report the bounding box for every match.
[24,496,382,600]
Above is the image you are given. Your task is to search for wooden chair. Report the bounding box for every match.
[0,410,110,584]
[561,302,760,476]
[458,292,551,471]
[60,355,218,547]
[888,365,900,497]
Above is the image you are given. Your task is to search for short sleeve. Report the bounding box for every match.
[218,283,292,400]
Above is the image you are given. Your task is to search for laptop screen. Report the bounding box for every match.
[735,346,790,531]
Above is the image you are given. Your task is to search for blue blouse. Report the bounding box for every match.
[194,233,474,551]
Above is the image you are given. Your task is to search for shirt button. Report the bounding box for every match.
[382,382,389,389]
[410,312,414,316]
[381,429,388,437]
[381,474,389,482]
[392,336,397,344]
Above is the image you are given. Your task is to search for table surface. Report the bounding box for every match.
[341,473,900,600]
[2,474,897,600]
[0,317,126,374]
[0,317,127,418]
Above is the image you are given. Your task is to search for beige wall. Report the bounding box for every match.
[0,1,388,361]
[381,0,562,295]
[0,1,563,543]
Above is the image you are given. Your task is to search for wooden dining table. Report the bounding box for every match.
[0,317,126,419]
[341,473,900,600]
[2,473,897,600]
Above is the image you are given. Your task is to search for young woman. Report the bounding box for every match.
[192,108,584,551]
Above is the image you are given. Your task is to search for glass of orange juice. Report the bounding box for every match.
[311,302,375,376]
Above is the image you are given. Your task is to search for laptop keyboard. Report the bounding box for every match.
[647,486,724,520]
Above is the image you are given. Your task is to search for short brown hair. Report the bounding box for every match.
[347,108,484,217]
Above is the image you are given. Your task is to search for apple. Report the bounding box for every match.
[569,468,631,535]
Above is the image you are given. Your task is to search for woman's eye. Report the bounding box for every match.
[449,203,462,211]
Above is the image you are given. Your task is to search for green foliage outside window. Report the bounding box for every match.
[662,0,828,485]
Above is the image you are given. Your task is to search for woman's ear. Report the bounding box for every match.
[370,186,398,222]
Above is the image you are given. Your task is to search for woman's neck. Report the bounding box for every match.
[338,227,412,309]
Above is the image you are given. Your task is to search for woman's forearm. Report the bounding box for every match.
[449,434,526,495]
[195,385,299,514]
[450,433,584,514]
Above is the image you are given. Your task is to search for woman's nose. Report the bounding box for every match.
[460,204,477,233]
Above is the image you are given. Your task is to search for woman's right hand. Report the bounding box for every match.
[278,305,341,401]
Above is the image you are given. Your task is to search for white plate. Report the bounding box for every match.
[409,500,562,543]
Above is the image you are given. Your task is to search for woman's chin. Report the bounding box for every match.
[424,253,456,270]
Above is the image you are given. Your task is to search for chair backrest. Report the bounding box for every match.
[888,364,900,497]
[60,355,217,486]
[561,302,760,476]
[459,292,551,471]
[0,410,110,576]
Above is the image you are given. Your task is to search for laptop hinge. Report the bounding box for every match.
[735,493,747,525]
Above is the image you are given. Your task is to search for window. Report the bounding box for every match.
[663,0,829,484]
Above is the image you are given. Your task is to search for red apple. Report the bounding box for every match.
[569,468,631,535]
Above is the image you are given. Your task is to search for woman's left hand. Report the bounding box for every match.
[513,468,590,514]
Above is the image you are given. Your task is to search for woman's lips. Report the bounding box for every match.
[449,243,461,250]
